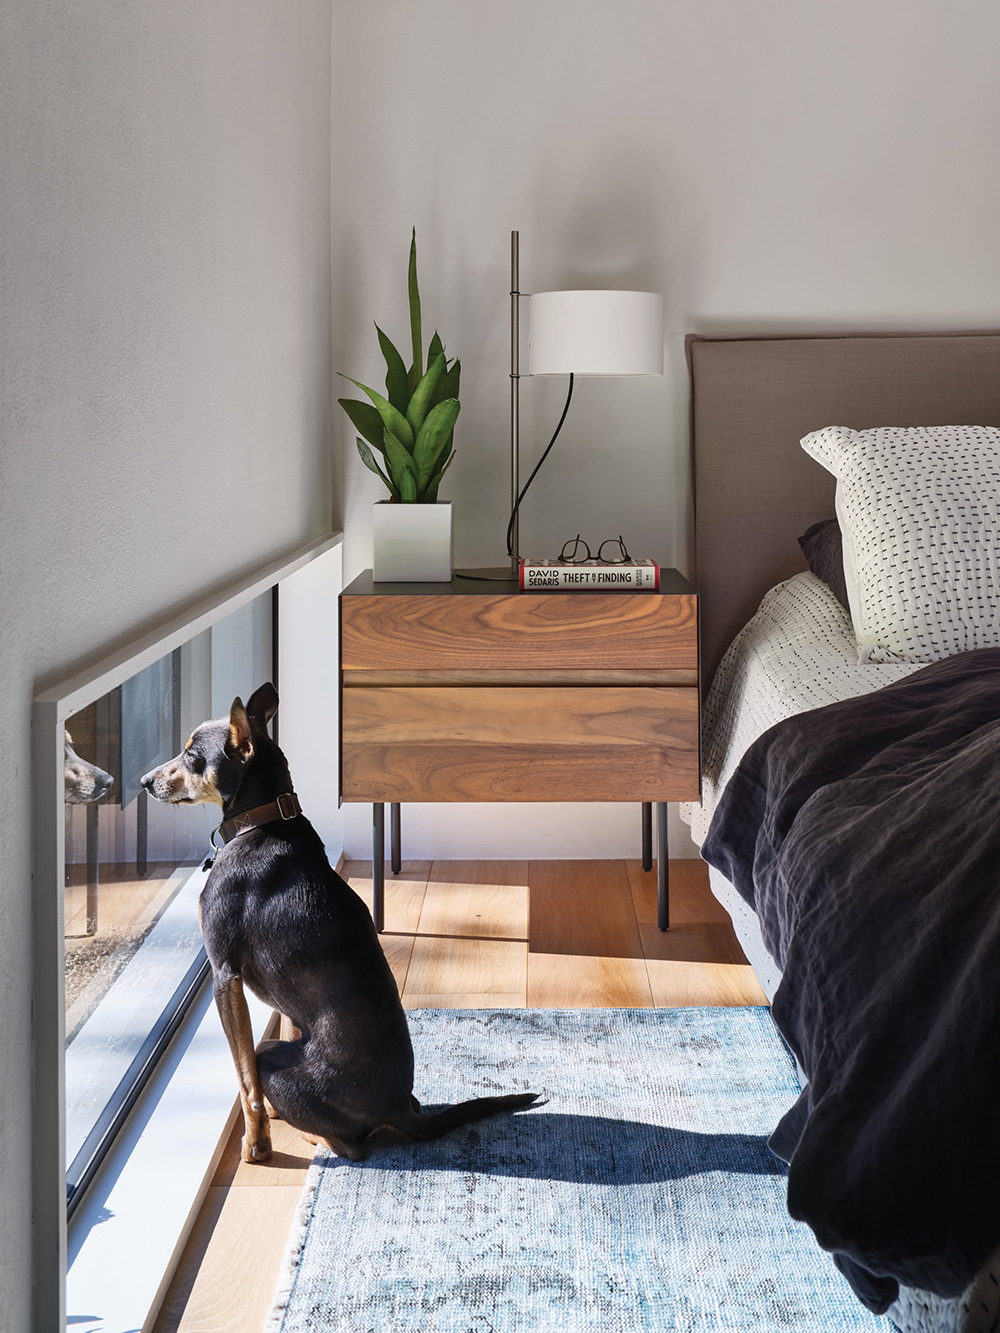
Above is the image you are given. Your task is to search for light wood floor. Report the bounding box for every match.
[152,858,767,1333]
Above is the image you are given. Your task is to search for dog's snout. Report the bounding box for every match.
[141,766,168,797]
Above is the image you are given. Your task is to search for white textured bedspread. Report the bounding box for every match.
[682,571,919,847]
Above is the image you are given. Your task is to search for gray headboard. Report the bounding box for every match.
[688,330,1000,687]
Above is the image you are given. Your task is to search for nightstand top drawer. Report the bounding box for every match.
[341,585,698,673]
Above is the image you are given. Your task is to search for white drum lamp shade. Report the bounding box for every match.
[528,290,664,376]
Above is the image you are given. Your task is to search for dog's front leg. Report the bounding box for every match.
[213,972,272,1163]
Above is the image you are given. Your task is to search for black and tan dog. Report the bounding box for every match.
[141,683,537,1164]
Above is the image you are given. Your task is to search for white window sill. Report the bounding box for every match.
[67,972,275,1333]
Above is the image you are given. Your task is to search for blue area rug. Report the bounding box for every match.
[265,1008,891,1332]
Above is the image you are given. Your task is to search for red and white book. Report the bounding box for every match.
[519,558,660,590]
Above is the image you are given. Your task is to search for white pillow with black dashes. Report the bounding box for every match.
[800,425,1000,664]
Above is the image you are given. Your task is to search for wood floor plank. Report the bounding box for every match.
[526,952,653,1008]
[403,992,525,1010]
[344,859,431,934]
[528,860,642,959]
[418,860,528,940]
[378,933,418,994]
[211,1112,315,1189]
[627,857,731,927]
[150,1181,304,1333]
[344,859,431,993]
[404,935,527,1000]
[638,920,749,967]
[644,958,769,1008]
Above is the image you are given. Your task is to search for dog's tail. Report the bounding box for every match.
[385,1091,539,1143]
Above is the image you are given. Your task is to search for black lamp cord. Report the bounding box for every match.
[505,373,575,559]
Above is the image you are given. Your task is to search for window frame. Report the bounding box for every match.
[32,531,341,1333]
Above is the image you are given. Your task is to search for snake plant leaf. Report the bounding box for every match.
[413,397,460,492]
[430,429,453,469]
[376,325,409,414]
[407,228,422,394]
[425,433,453,487]
[424,449,456,503]
[383,427,418,499]
[341,375,414,450]
[406,352,446,438]
[356,437,399,500]
[431,356,461,409]
[427,331,444,365]
[338,397,386,453]
[400,468,418,502]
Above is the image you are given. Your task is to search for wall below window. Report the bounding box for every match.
[343,800,651,863]
[331,0,1000,861]
[1,6,332,1329]
[279,544,344,857]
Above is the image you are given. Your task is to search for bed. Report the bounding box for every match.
[679,331,1000,1333]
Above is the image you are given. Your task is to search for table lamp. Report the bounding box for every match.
[458,231,663,580]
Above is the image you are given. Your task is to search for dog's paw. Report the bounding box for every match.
[264,1096,282,1121]
[241,1134,272,1164]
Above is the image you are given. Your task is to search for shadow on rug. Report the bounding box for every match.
[265,1007,891,1332]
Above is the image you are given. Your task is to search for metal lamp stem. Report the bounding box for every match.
[455,229,524,581]
[510,229,520,573]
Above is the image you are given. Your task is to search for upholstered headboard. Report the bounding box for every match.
[688,331,1000,687]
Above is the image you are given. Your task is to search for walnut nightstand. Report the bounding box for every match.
[339,571,700,932]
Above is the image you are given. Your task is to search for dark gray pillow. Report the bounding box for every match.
[798,519,850,612]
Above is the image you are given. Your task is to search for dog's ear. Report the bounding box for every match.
[246,682,279,727]
[227,697,254,763]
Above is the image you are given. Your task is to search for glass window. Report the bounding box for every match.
[64,589,274,1213]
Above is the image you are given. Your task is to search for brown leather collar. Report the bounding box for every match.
[219,792,301,845]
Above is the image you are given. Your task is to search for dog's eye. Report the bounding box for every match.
[189,753,206,776]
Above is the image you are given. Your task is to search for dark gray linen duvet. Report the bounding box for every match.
[701,647,1000,1314]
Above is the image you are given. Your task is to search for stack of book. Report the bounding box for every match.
[519,558,659,590]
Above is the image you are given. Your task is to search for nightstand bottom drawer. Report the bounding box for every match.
[341,685,700,803]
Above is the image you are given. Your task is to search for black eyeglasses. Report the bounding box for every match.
[558,535,632,564]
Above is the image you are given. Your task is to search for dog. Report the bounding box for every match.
[141,682,537,1164]
[64,730,114,804]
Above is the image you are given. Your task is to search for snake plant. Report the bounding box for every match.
[339,230,460,503]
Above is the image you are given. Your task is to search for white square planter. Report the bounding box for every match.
[372,500,453,582]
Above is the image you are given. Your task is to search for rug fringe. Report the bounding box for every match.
[262,1147,328,1333]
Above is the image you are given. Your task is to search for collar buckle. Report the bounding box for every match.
[276,792,299,820]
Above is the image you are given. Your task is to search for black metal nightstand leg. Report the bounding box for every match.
[656,801,670,931]
[641,802,652,871]
[391,803,401,874]
[372,803,385,933]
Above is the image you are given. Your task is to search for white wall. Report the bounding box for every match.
[0,5,332,1328]
[331,0,1000,860]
